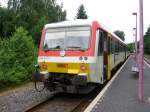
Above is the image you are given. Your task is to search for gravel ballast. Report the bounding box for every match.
[0,82,58,112]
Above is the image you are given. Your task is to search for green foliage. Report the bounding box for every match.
[31,16,47,45]
[0,6,18,38]
[1,0,66,45]
[76,4,88,19]
[0,0,67,89]
[114,30,125,41]
[144,26,150,54]
[0,27,36,87]
[127,43,134,53]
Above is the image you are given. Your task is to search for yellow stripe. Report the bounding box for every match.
[39,62,91,81]
[107,55,111,80]
[107,33,112,80]
[108,33,111,37]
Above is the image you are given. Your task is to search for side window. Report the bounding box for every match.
[118,42,119,52]
[111,39,114,53]
[115,41,117,53]
[107,36,111,54]
[110,38,113,53]
[115,41,119,53]
[97,29,104,56]
[119,44,121,53]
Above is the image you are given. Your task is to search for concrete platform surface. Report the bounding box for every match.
[86,57,150,112]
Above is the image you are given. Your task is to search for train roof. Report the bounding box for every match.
[45,19,92,28]
[45,19,126,46]
[100,24,126,45]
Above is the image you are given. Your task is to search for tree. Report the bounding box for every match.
[76,4,88,19]
[0,27,36,86]
[144,26,150,54]
[114,30,125,41]
[0,6,18,38]
[5,0,66,45]
[127,43,134,53]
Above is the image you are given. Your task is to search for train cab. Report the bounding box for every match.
[34,20,127,93]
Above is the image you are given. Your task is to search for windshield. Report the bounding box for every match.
[43,26,91,51]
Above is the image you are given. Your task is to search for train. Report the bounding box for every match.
[34,19,129,93]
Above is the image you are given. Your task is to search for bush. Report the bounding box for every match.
[144,27,150,54]
[0,27,37,87]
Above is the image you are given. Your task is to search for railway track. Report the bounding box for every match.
[26,60,126,112]
[26,78,115,112]
[26,85,103,112]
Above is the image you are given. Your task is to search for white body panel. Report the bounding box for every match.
[89,56,103,84]
[111,52,125,69]
[38,56,96,63]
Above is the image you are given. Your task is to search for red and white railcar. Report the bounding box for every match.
[35,20,128,93]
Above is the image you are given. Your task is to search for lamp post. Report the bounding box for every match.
[132,28,135,53]
[139,0,144,101]
[132,13,138,63]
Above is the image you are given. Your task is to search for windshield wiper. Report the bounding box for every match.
[50,45,61,49]
[66,46,81,48]
[43,45,61,51]
[66,46,86,51]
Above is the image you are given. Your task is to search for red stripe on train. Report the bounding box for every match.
[38,21,100,57]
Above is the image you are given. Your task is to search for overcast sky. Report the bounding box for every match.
[1,0,150,43]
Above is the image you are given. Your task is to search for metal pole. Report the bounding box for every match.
[139,0,144,101]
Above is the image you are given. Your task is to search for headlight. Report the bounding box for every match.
[40,63,48,70]
[80,64,87,71]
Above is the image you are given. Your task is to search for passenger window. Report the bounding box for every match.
[108,36,111,54]
[115,41,119,53]
[112,39,115,53]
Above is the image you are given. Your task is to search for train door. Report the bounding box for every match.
[103,32,108,81]
[97,30,104,83]
[96,29,109,83]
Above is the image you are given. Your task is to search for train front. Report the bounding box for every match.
[35,21,95,93]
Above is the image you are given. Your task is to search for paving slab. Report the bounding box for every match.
[87,57,150,112]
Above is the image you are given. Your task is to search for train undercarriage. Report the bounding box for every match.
[34,71,95,94]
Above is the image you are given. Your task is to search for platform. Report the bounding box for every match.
[85,56,150,112]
